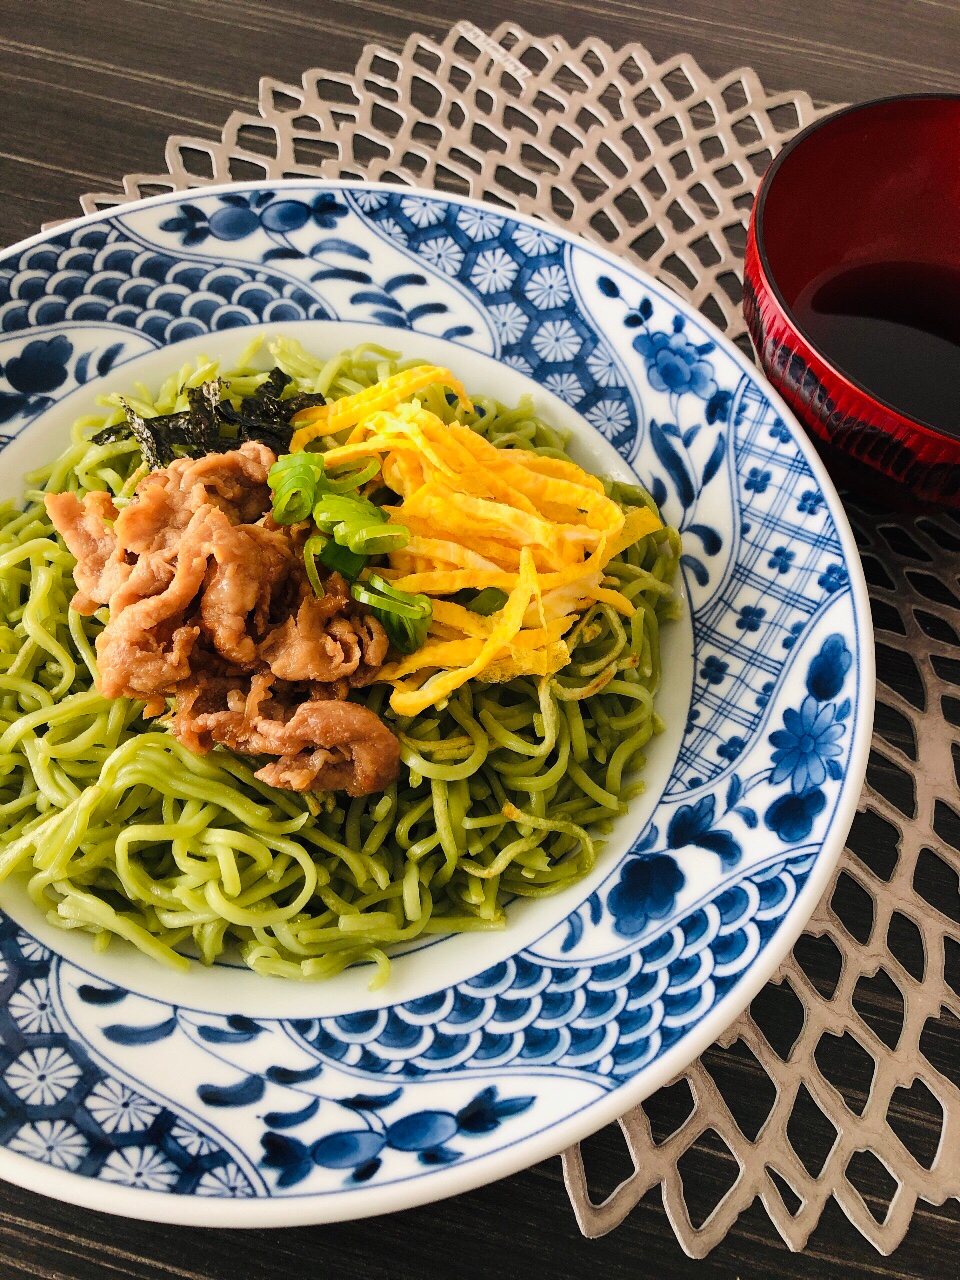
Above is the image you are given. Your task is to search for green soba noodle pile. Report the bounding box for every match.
[0,337,680,984]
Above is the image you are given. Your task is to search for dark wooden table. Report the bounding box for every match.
[1,2,958,1276]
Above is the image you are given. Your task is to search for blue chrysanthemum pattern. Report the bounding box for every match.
[0,919,257,1194]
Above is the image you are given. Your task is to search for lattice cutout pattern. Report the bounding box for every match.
[69,21,958,1259]
[76,23,825,350]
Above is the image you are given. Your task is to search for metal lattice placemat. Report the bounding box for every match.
[66,21,959,1259]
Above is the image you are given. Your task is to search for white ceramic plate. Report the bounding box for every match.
[0,182,872,1224]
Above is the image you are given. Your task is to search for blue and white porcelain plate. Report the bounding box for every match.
[0,182,872,1226]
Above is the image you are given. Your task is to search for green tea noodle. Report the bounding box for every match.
[0,336,680,985]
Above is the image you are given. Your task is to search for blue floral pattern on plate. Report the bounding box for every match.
[0,183,871,1224]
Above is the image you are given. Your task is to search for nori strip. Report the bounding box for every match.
[90,368,327,470]
[218,369,327,453]
[104,400,191,469]
[185,380,224,454]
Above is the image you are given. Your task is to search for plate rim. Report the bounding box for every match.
[0,177,875,1227]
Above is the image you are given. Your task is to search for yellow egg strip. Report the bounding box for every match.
[598,504,662,565]
[445,422,624,533]
[379,407,499,486]
[388,520,655,603]
[586,586,636,617]
[507,451,607,494]
[327,406,621,542]
[538,581,606,623]
[356,407,474,484]
[424,423,551,516]
[381,638,485,678]
[290,366,472,449]
[391,473,660,578]
[427,602,576,642]
[479,641,571,682]
[288,384,665,705]
[387,540,610,594]
[398,536,503,572]
[387,548,538,715]
[381,570,515,595]
[428,622,474,642]
[429,601,501,637]
[440,425,586,517]
[321,429,457,484]
[385,512,526,571]
[393,639,573,685]
[386,569,532,594]
[402,483,595,569]
[361,406,547,516]
[382,620,572,681]
[382,451,426,496]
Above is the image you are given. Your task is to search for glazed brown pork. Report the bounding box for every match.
[45,443,399,796]
[173,671,399,794]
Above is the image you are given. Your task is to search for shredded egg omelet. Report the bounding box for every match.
[291,367,662,716]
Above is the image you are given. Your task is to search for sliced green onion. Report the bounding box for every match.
[269,453,325,524]
[322,456,381,493]
[352,573,432,655]
[452,587,509,615]
[303,535,327,597]
[353,580,426,620]
[313,492,409,555]
[387,615,431,655]
[350,525,410,554]
[303,535,368,593]
[313,492,380,526]
[318,538,367,582]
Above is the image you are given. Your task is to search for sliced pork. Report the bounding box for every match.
[45,443,399,795]
[173,675,398,796]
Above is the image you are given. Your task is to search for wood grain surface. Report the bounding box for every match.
[0,2,958,1277]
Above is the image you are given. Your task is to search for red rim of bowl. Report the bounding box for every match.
[746,93,960,499]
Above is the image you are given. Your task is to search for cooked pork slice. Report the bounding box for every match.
[115,441,276,553]
[178,441,274,523]
[258,575,389,686]
[173,676,399,796]
[350,614,391,686]
[253,699,400,795]
[45,490,129,613]
[200,521,293,667]
[106,552,177,616]
[113,472,190,556]
[99,621,200,703]
[94,506,219,699]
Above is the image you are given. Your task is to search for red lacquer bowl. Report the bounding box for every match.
[744,94,960,508]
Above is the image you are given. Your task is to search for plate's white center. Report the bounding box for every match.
[0,321,692,1018]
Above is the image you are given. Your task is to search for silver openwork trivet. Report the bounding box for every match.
[72,22,959,1259]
